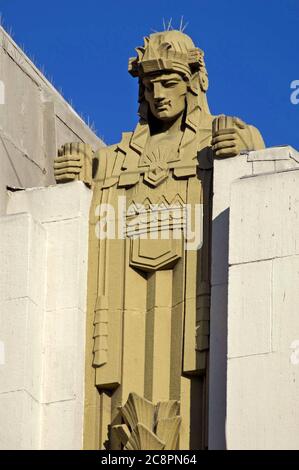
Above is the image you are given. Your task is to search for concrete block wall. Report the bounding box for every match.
[208,146,299,449]
[0,26,104,215]
[226,167,299,449]
[208,154,253,449]
[0,181,92,449]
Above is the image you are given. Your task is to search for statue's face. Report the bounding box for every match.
[142,72,187,122]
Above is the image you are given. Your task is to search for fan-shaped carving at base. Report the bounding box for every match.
[112,392,181,450]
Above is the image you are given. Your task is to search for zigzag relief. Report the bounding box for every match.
[127,193,186,213]
[125,194,187,237]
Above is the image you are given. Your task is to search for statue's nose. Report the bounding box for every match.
[153,83,165,100]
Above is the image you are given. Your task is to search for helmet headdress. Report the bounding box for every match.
[128,30,209,122]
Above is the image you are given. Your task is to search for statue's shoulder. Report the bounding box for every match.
[94,132,133,159]
[93,132,133,183]
[248,124,265,150]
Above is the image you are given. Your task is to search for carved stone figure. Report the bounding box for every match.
[54,30,265,449]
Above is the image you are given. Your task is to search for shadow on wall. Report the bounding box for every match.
[209,207,229,450]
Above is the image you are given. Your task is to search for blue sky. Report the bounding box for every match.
[0,0,298,147]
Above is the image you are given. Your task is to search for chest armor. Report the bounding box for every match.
[115,140,205,272]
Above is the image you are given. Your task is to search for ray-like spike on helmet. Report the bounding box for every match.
[182,22,189,32]
[129,30,205,80]
[179,16,184,32]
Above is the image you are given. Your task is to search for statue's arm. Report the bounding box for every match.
[54,142,95,186]
[211,115,265,158]
[54,143,118,189]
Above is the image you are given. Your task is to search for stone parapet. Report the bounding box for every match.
[0,181,91,449]
[226,155,299,449]
[209,146,299,449]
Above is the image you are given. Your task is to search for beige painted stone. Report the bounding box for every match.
[54,30,264,450]
[3,23,290,451]
[1,24,275,450]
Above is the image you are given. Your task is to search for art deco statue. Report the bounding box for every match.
[54,30,265,450]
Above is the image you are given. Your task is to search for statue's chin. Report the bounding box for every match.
[153,111,183,123]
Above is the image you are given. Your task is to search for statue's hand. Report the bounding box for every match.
[54,142,93,186]
[211,115,254,158]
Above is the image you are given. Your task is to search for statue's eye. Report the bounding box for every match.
[163,81,179,88]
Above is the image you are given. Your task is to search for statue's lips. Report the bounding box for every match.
[155,102,170,112]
